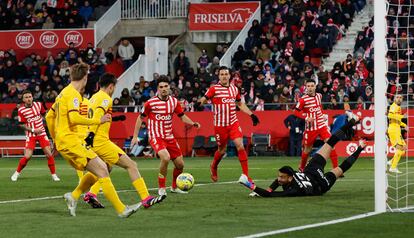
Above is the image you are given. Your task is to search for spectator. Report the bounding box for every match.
[118,39,135,70]
[293,41,309,64]
[215,45,224,59]
[257,43,272,62]
[131,81,142,104]
[197,49,211,72]
[112,97,124,112]
[79,1,93,28]
[173,50,190,74]
[140,81,155,104]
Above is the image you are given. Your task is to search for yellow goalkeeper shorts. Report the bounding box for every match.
[92,141,126,166]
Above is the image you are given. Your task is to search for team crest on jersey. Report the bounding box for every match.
[102,99,109,107]
[73,98,80,108]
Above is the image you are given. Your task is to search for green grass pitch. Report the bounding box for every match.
[0,156,412,238]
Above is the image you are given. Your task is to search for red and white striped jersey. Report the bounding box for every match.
[295,93,327,131]
[141,96,184,139]
[17,102,47,137]
[205,83,241,127]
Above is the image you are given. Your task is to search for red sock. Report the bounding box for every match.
[212,151,224,168]
[47,156,56,174]
[16,157,29,173]
[172,168,182,189]
[158,174,166,188]
[299,152,309,171]
[330,149,338,168]
[237,149,249,177]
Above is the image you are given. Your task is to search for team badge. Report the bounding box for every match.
[73,98,79,108]
[102,99,109,107]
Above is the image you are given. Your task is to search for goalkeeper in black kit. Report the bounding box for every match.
[239,111,366,197]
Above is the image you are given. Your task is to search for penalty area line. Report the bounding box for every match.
[236,212,380,238]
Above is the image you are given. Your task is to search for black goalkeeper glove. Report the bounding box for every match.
[112,115,126,121]
[85,132,95,147]
[250,114,260,126]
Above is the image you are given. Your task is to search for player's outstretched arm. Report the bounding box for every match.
[331,139,366,178]
[236,101,259,126]
[180,114,201,129]
[45,107,56,140]
[68,110,110,125]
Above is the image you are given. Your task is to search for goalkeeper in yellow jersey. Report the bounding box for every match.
[83,73,166,209]
[45,63,141,218]
[387,94,407,174]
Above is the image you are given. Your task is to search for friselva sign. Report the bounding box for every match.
[189,2,260,31]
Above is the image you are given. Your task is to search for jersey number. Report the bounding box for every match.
[296,173,312,188]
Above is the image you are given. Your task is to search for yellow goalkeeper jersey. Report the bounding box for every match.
[89,90,113,146]
[388,103,406,129]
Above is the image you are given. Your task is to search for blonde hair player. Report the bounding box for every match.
[46,63,141,218]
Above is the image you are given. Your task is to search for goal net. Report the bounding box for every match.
[382,0,414,212]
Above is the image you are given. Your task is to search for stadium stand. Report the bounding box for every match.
[0,0,372,111]
[0,0,115,30]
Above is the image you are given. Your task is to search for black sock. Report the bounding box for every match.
[339,146,363,173]
[326,119,357,147]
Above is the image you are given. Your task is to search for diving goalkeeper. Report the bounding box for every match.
[239,111,366,197]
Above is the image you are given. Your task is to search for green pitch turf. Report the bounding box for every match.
[0,156,412,238]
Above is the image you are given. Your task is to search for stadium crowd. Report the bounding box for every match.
[0,42,128,103]
[386,1,414,102]
[0,0,377,113]
[125,0,373,112]
[0,0,115,30]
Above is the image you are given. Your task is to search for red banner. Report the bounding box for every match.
[335,141,414,157]
[0,29,94,59]
[0,106,411,156]
[189,2,260,31]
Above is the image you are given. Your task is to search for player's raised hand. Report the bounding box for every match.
[100,114,112,123]
[250,114,260,126]
[193,122,201,128]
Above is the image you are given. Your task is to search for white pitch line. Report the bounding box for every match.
[0,178,374,205]
[0,180,253,205]
[236,212,380,238]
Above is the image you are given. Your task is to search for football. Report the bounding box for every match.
[176,173,195,191]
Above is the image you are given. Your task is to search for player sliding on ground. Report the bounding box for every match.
[131,75,200,196]
[11,90,60,182]
[239,111,364,197]
[46,63,140,218]
[81,73,166,208]
[387,94,407,174]
[196,66,260,182]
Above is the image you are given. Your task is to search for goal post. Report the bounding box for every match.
[374,0,387,213]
